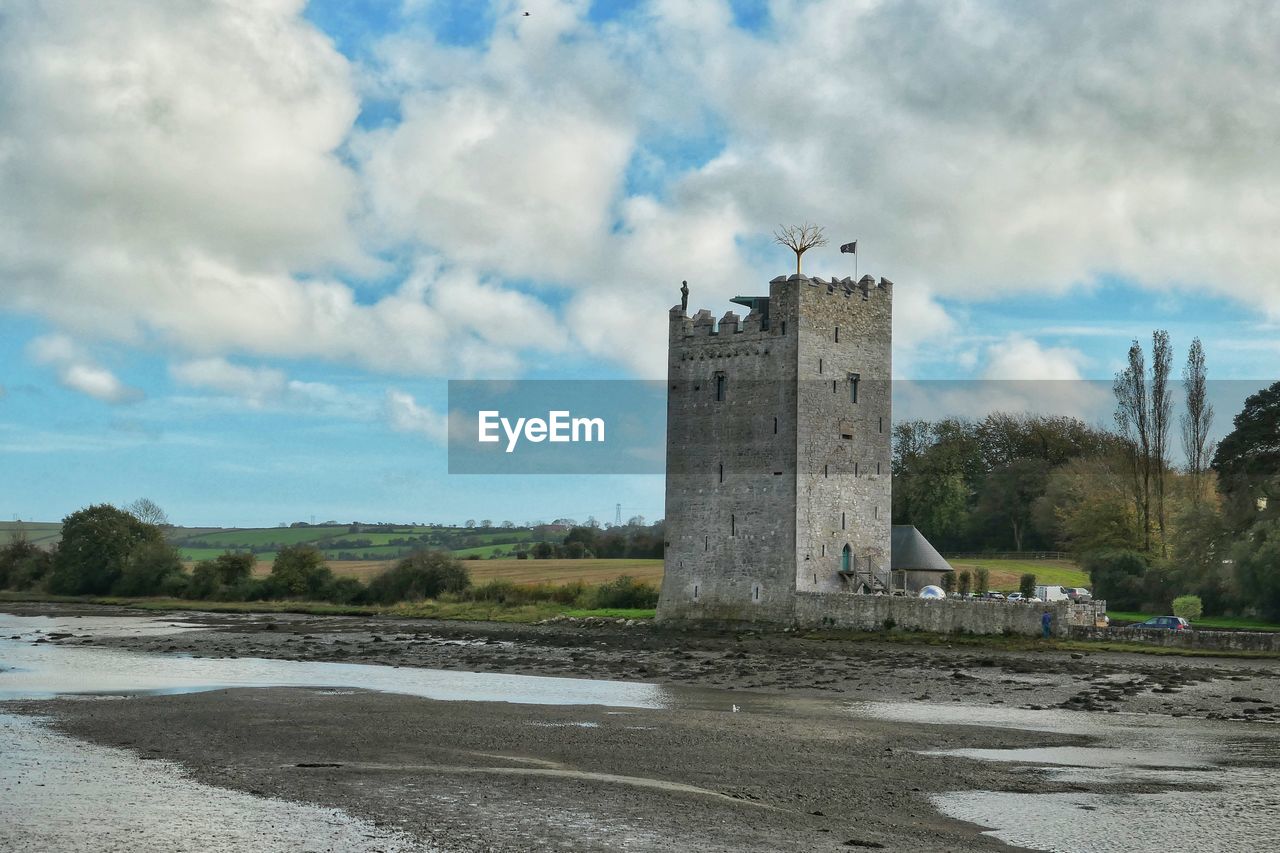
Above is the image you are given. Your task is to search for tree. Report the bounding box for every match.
[1114,341,1152,552]
[1212,380,1280,531]
[940,572,955,594]
[464,519,476,529]
[773,223,827,276]
[974,567,990,595]
[1232,519,1280,620]
[1181,338,1215,507]
[268,545,332,598]
[126,497,170,528]
[1168,502,1231,614]
[50,504,164,595]
[1083,549,1150,611]
[480,519,493,529]
[1034,456,1140,554]
[113,540,185,597]
[973,459,1050,551]
[1019,573,1036,599]
[1150,330,1173,554]
[957,570,972,596]
[365,550,470,604]
[190,552,255,599]
[1171,595,1203,621]
[0,528,53,591]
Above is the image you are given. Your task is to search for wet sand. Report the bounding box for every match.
[4,602,1280,851]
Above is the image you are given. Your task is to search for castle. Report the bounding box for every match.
[657,269,951,624]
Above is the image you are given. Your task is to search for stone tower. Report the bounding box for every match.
[657,272,893,623]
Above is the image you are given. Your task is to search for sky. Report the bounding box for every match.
[2,0,1279,527]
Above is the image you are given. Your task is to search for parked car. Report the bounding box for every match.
[1066,587,1093,603]
[1127,616,1191,631]
[1006,592,1026,602]
[983,591,1005,600]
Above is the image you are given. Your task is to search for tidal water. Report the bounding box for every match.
[849,701,1280,852]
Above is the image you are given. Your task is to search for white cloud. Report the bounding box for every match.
[385,389,447,442]
[27,335,142,404]
[982,335,1087,381]
[170,358,286,406]
[6,0,1280,389]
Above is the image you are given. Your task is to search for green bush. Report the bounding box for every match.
[940,573,955,594]
[957,571,972,596]
[0,535,53,591]
[268,545,333,598]
[974,567,990,595]
[1172,595,1203,621]
[365,550,471,604]
[1019,573,1036,599]
[112,541,186,597]
[591,576,659,609]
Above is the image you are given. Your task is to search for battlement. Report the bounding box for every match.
[768,273,893,299]
[670,305,771,338]
[670,273,891,340]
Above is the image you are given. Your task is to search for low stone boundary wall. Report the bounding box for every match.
[1069,626,1280,653]
[793,593,1070,637]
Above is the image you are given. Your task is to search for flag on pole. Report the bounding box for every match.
[840,241,857,254]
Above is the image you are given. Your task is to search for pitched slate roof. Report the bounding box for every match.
[891,525,954,573]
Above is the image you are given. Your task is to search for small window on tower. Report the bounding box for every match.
[855,462,859,477]
[818,358,823,374]
[841,512,846,530]
[849,373,860,404]
[878,416,883,433]
[730,514,735,536]
[718,462,724,484]
[834,326,840,343]
[773,416,778,434]
[715,373,726,401]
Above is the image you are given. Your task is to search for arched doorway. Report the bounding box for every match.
[840,544,852,573]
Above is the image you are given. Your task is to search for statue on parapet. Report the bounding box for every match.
[680,280,689,313]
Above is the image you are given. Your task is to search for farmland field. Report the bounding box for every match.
[0,522,63,547]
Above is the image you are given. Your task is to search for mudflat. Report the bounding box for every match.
[4,602,1280,851]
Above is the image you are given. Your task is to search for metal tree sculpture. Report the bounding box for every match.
[773,223,827,276]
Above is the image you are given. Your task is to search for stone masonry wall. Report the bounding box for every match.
[793,593,1070,637]
[658,278,800,623]
[1068,626,1280,653]
[794,275,892,594]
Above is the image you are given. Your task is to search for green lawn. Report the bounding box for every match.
[946,558,1089,590]
[1107,611,1280,632]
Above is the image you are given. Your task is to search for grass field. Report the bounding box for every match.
[947,558,1089,591]
[0,522,63,547]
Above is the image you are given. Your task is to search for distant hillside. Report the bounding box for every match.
[0,521,553,563]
